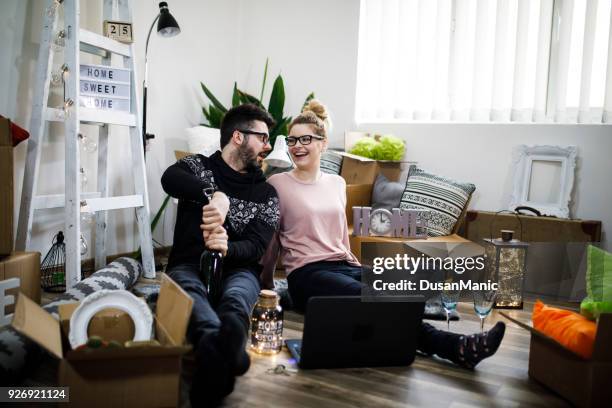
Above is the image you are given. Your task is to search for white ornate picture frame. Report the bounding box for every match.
[509,145,577,218]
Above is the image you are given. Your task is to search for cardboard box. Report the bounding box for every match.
[502,311,612,408]
[460,210,602,300]
[0,252,40,314]
[11,274,193,408]
[174,150,190,161]
[339,152,408,185]
[461,210,602,243]
[0,118,13,256]
[345,184,373,225]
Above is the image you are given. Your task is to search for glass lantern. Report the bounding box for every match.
[250,290,283,355]
[484,229,529,309]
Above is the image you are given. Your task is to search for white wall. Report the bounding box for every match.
[4,0,611,257]
[235,0,612,250]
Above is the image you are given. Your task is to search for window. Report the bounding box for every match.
[355,0,612,124]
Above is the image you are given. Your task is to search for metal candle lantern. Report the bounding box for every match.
[250,290,283,355]
[41,231,67,293]
[484,211,529,309]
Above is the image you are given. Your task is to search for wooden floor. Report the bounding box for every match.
[40,271,575,408]
[219,301,572,408]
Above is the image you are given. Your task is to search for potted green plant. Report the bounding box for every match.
[200,58,314,147]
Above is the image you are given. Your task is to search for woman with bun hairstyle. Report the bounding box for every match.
[261,100,505,368]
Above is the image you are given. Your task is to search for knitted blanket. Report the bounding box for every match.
[0,257,142,384]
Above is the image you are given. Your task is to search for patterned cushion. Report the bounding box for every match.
[320,151,343,175]
[399,166,475,236]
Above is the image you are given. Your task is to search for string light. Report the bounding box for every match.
[53,98,74,120]
[51,29,67,52]
[79,234,88,256]
[80,212,94,224]
[50,63,69,86]
[79,167,87,189]
[78,133,98,153]
[46,0,64,18]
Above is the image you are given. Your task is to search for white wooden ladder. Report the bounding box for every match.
[16,0,155,287]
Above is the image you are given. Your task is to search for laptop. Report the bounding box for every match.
[285,296,425,369]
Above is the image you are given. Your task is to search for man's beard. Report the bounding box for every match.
[238,140,261,171]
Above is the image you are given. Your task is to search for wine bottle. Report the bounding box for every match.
[200,183,224,307]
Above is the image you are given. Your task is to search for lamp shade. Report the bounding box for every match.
[157,2,180,37]
[265,136,293,168]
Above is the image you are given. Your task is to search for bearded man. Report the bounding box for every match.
[161,104,279,405]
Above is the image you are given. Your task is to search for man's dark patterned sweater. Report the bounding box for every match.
[161,151,280,276]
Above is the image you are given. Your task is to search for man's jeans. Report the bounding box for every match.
[167,264,260,346]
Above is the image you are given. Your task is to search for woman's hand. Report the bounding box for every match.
[204,225,228,257]
[201,191,230,240]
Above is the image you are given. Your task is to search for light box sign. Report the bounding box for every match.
[79,96,130,111]
[80,64,131,83]
[80,80,130,98]
[79,63,131,112]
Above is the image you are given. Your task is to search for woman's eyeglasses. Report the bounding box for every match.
[286,135,325,146]
[237,129,270,145]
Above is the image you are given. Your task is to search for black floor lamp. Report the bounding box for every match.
[143,1,180,157]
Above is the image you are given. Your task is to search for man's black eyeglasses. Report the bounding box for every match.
[237,129,270,145]
[286,135,325,146]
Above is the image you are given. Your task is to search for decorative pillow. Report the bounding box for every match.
[186,126,220,156]
[580,245,612,320]
[320,151,343,175]
[371,174,404,210]
[533,300,596,359]
[399,166,475,236]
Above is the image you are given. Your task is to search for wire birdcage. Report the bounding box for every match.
[41,231,67,292]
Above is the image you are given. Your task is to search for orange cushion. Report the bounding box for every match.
[532,300,597,359]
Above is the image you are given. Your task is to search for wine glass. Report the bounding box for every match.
[473,289,496,332]
[440,286,461,331]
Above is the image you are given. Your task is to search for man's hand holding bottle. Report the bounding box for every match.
[201,191,230,256]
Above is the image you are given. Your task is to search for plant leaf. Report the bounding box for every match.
[268,75,285,121]
[209,105,224,128]
[200,82,227,113]
[301,92,315,111]
[133,194,172,259]
[269,116,291,147]
[202,106,210,122]
[151,194,171,233]
[237,89,264,108]
[232,82,240,107]
[259,58,269,102]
